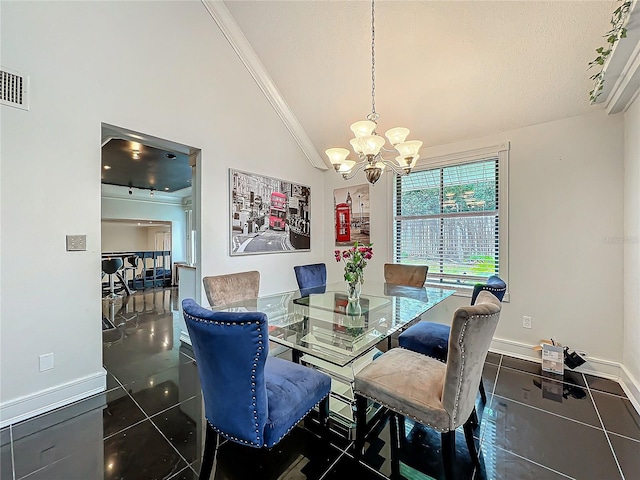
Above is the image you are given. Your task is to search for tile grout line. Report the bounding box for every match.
[10,424,15,480]
[585,372,626,480]
[490,393,607,431]
[478,353,502,451]
[147,414,193,472]
[499,364,587,390]
[607,430,640,444]
[317,448,350,480]
[479,357,576,480]
[491,443,576,479]
[112,373,192,468]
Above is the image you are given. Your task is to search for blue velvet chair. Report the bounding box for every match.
[293,263,327,296]
[182,299,331,479]
[398,275,507,403]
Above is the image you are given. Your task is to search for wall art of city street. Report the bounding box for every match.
[230,169,311,255]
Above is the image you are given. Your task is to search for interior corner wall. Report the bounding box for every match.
[324,110,625,365]
[624,94,640,384]
[0,1,323,425]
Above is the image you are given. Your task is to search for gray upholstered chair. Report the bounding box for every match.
[398,275,507,403]
[383,263,428,287]
[202,271,260,306]
[354,291,502,480]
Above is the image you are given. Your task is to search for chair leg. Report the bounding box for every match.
[464,417,480,467]
[441,430,456,480]
[479,378,487,404]
[388,412,401,479]
[199,423,219,480]
[470,406,479,427]
[397,414,405,442]
[354,394,367,458]
[318,395,330,430]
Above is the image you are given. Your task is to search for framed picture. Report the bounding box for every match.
[230,169,311,255]
[333,184,370,246]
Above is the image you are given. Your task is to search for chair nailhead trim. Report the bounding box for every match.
[450,311,500,428]
[360,310,501,432]
[263,394,329,448]
[353,390,450,433]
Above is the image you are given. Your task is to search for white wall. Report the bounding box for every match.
[624,95,640,384]
[0,1,324,424]
[101,223,151,252]
[325,110,625,365]
[102,195,186,262]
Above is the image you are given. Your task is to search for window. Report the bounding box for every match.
[393,144,509,287]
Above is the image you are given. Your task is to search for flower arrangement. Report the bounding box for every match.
[335,242,374,301]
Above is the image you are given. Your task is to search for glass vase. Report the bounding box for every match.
[347,280,362,303]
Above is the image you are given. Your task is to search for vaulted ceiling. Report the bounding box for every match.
[101,1,615,191]
[223,0,613,163]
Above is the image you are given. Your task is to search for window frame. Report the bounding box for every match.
[390,142,510,300]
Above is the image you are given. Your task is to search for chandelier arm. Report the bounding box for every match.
[379,159,409,176]
[341,160,369,180]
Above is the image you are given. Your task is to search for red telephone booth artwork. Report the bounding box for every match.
[335,203,351,243]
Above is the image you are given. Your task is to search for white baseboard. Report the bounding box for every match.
[490,337,622,379]
[0,369,106,428]
[620,365,640,415]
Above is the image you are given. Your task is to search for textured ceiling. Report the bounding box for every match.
[224,0,614,158]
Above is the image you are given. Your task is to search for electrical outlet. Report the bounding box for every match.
[522,316,532,329]
[39,353,54,372]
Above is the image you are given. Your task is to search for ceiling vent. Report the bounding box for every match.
[1,67,29,110]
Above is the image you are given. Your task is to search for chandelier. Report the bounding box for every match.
[325,0,422,185]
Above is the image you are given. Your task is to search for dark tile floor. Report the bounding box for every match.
[1,287,639,479]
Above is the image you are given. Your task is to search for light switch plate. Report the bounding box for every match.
[66,235,86,251]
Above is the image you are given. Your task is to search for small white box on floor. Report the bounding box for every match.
[542,343,564,375]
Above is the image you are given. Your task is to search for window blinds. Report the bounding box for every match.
[394,158,499,285]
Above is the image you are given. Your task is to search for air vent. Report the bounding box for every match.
[1,67,29,110]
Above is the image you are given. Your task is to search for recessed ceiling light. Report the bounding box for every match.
[166,153,176,159]
[103,165,111,170]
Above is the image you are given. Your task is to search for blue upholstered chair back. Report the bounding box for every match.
[182,298,269,446]
[294,263,327,296]
[470,275,507,305]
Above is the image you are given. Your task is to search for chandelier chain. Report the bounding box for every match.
[370,0,376,117]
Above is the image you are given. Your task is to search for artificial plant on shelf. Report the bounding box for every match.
[335,242,374,302]
[589,1,632,102]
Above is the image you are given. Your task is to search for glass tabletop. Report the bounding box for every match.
[212,281,455,368]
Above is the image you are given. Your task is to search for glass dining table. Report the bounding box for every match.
[211,281,455,437]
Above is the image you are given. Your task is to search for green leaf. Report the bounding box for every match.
[596,47,604,53]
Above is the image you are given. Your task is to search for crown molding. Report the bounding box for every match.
[597,1,640,113]
[201,0,329,171]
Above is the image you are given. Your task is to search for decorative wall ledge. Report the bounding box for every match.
[594,0,640,113]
